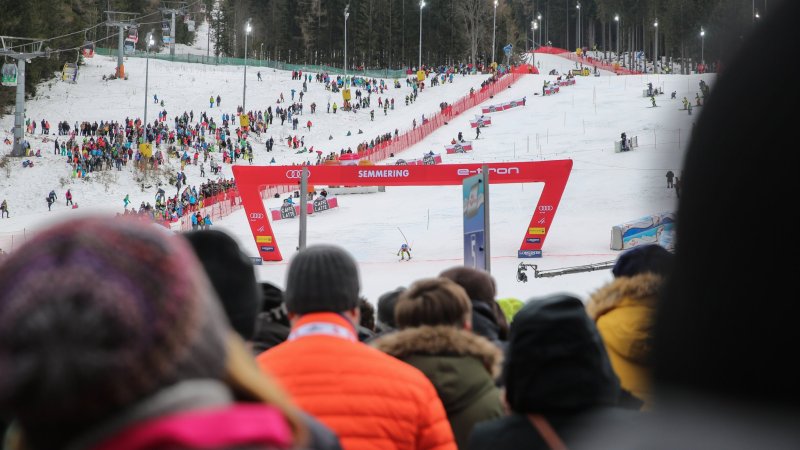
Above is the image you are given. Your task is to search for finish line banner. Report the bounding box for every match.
[233,161,573,261]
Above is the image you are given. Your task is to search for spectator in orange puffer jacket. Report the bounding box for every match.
[257,245,456,450]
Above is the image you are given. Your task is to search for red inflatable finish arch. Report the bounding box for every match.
[232,160,573,261]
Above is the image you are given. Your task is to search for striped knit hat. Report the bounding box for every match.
[0,217,229,440]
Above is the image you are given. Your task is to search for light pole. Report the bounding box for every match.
[260,42,264,63]
[614,14,620,62]
[653,19,658,73]
[418,0,426,69]
[344,4,349,75]
[491,0,498,63]
[243,21,251,112]
[576,2,581,50]
[538,13,542,47]
[530,20,537,66]
[700,28,705,65]
[144,33,154,133]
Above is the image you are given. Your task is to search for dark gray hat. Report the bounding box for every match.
[285,245,360,314]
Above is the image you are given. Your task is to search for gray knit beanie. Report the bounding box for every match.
[285,245,360,314]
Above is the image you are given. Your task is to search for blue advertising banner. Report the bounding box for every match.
[463,173,487,270]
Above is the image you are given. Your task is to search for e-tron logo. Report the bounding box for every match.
[457,167,520,177]
[285,170,310,179]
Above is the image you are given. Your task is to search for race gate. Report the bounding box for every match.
[233,160,573,261]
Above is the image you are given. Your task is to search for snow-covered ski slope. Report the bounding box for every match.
[0,51,714,303]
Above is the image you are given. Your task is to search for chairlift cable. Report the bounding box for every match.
[3,0,204,51]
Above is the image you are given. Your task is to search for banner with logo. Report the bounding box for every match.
[481,98,526,114]
[469,116,493,128]
[543,85,560,96]
[339,153,361,165]
[463,173,487,270]
[397,153,443,165]
[233,160,573,261]
[610,212,675,250]
[445,142,474,154]
[269,197,339,220]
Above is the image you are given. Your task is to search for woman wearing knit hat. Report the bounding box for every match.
[0,217,306,450]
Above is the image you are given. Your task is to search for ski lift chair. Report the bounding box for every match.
[128,27,139,43]
[81,41,95,58]
[1,62,18,87]
[62,63,78,83]
[124,39,136,55]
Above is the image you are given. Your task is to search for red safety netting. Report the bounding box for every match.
[512,64,539,74]
[533,47,641,75]
[175,189,243,231]
[353,72,522,163]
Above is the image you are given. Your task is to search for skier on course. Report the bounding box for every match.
[397,243,412,261]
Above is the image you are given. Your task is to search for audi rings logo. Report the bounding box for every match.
[249,212,265,222]
[285,170,310,179]
[538,205,554,212]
